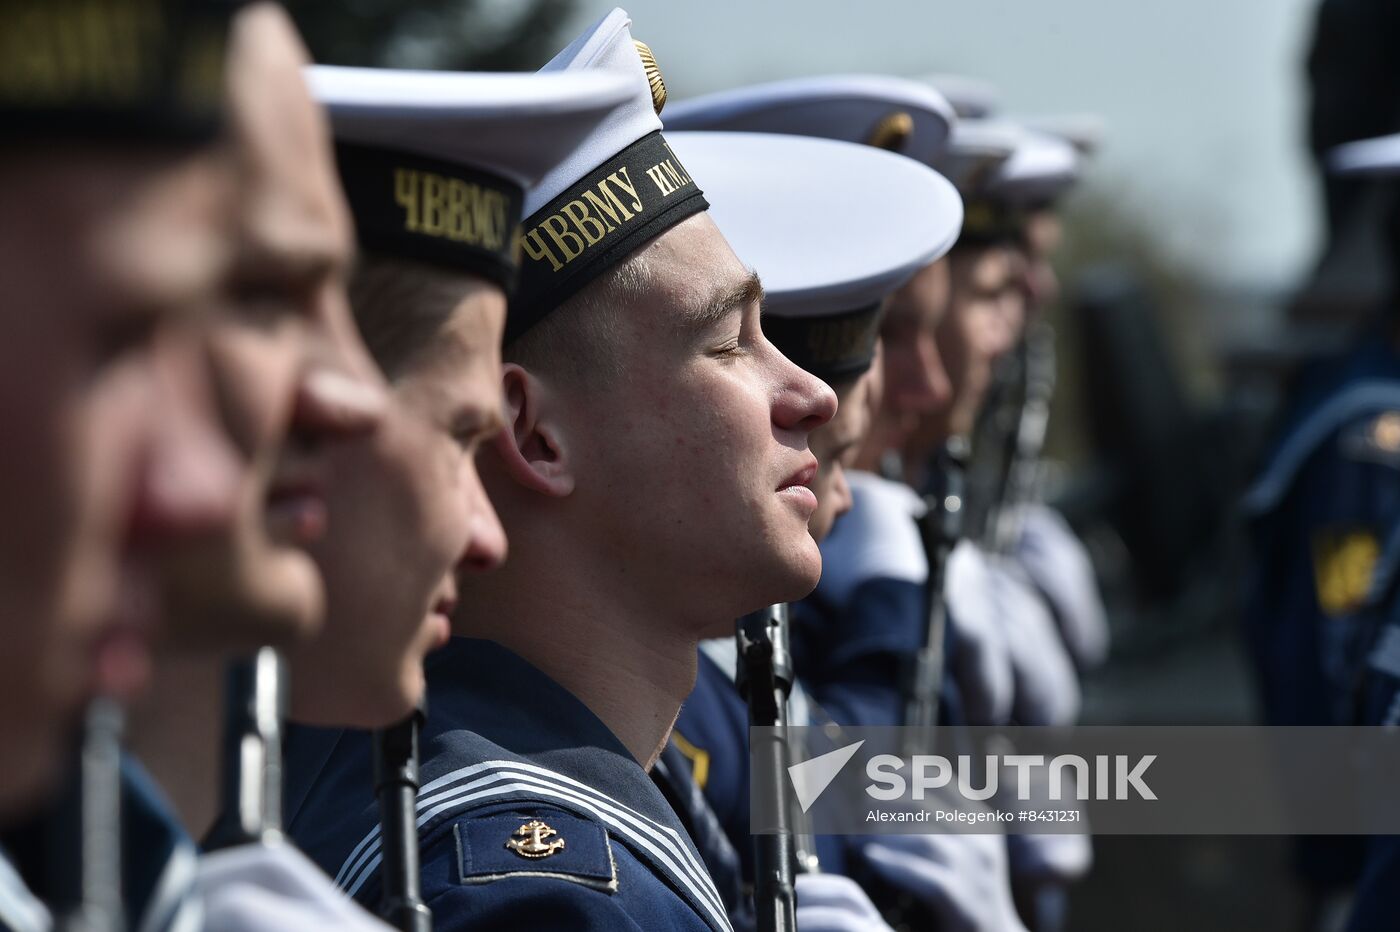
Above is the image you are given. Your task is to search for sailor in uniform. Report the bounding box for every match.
[283,9,838,930]
[664,73,965,733]
[61,5,385,929]
[819,117,1086,736]
[0,0,240,826]
[661,76,1036,931]
[0,1,249,929]
[658,115,962,917]
[283,59,631,730]
[1253,129,1400,932]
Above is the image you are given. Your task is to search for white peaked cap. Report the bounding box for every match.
[992,126,1082,206]
[526,7,666,214]
[509,8,711,341]
[305,64,632,288]
[668,132,962,316]
[664,74,957,164]
[668,131,963,382]
[306,64,633,190]
[938,119,1081,205]
[936,118,1021,195]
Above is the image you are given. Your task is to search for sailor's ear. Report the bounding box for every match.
[492,363,575,498]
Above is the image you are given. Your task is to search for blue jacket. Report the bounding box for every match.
[1242,339,1400,896]
[1243,345,1400,728]
[1344,536,1400,931]
[284,637,732,932]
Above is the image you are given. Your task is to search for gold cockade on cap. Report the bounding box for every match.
[867,110,914,152]
[633,39,666,115]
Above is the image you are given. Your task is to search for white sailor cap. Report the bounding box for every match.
[940,120,1080,243]
[664,74,957,163]
[936,118,1021,197]
[510,7,709,342]
[668,131,963,383]
[1329,133,1400,176]
[307,64,632,291]
[993,126,1081,207]
[920,73,1001,119]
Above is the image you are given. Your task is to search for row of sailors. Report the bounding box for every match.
[0,8,1085,926]
[10,0,1400,930]
[0,1,1113,928]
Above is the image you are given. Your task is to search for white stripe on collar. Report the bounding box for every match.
[338,760,732,932]
[421,760,719,903]
[340,758,717,899]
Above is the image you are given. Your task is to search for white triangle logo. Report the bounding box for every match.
[787,740,865,813]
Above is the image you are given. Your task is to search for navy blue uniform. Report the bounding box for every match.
[1,756,199,932]
[672,651,753,871]
[1244,346,1400,729]
[1342,534,1400,932]
[652,740,754,932]
[673,642,956,887]
[1243,339,1400,896]
[792,472,928,730]
[790,471,968,731]
[284,637,732,932]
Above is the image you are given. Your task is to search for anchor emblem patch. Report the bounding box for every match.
[505,819,566,859]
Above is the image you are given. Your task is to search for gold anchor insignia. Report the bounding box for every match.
[505,819,567,859]
[634,40,667,114]
[867,110,914,152]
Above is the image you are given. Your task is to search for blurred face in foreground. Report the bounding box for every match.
[293,268,509,728]
[157,2,385,654]
[0,140,237,815]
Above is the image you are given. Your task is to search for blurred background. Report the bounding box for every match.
[287,1,1400,927]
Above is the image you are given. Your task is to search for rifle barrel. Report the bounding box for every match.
[372,703,432,932]
[903,439,967,755]
[212,647,286,850]
[736,605,798,932]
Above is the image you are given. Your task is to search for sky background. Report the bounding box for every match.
[561,0,1324,292]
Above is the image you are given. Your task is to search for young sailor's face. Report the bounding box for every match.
[157,4,386,652]
[563,214,837,633]
[295,281,508,728]
[0,142,238,816]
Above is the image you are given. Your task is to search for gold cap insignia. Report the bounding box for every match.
[634,40,667,115]
[867,110,914,152]
[505,819,566,859]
